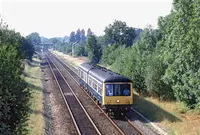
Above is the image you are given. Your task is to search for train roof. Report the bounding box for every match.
[79,62,132,83]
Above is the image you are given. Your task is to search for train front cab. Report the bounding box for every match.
[102,82,133,115]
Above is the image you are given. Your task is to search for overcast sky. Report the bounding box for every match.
[0,0,173,38]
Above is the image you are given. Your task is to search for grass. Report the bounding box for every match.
[51,50,200,135]
[24,58,45,135]
[133,94,200,135]
[51,50,88,67]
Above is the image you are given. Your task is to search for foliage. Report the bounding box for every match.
[74,44,83,57]
[145,51,174,99]
[0,20,30,134]
[104,28,163,95]
[104,20,136,46]
[80,29,86,42]
[100,1,200,108]
[158,0,200,107]
[26,32,41,52]
[85,34,101,63]
[58,29,87,56]
[111,45,147,94]
[101,45,122,65]
[20,37,35,60]
[87,28,93,36]
[69,31,76,43]
[75,29,81,42]
[65,44,72,54]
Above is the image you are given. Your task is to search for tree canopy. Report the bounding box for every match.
[104,20,136,46]
[85,34,101,63]
[158,0,200,107]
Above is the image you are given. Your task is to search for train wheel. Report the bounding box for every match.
[107,112,111,117]
[95,100,99,105]
[97,100,100,105]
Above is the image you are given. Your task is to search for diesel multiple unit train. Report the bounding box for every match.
[78,62,133,117]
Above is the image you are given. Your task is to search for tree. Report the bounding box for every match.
[87,28,93,36]
[26,32,41,52]
[105,27,164,95]
[69,31,76,43]
[21,37,34,60]
[26,32,41,45]
[0,19,30,134]
[80,29,86,42]
[159,0,200,107]
[104,20,136,46]
[145,50,174,99]
[74,44,83,56]
[75,29,81,42]
[85,34,101,63]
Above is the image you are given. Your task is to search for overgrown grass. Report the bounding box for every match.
[24,58,44,135]
[133,94,200,135]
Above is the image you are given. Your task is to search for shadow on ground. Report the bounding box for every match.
[30,109,52,120]
[132,94,181,123]
[28,83,42,92]
[27,59,41,67]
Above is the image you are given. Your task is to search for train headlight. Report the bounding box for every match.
[108,100,111,103]
[117,100,120,103]
[126,100,130,104]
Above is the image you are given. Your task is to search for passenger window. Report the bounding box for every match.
[81,71,83,79]
[106,84,113,96]
[93,80,97,90]
[98,83,102,94]
[83,72,86,81]
[88,77,92,86]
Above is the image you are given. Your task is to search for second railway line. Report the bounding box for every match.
[46,54,101,135]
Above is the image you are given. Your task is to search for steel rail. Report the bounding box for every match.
[48,52,125,135]
[46,55,101,135]
[49,51,144,135]
[46,57,81,135]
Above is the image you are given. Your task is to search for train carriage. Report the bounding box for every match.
[78,62,133,117]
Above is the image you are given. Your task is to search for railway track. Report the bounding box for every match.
[46,54,101,135]
[47,51,144,135]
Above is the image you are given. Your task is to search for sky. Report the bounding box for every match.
[0,0,173,38]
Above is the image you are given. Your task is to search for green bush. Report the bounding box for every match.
[0,20,30,134]
[145,51,174,99]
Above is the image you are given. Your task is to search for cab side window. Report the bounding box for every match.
[106,84,113,96]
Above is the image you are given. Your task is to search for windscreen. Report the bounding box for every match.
[106,84,131,96]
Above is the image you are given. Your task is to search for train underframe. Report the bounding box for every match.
[102,105,131,118]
